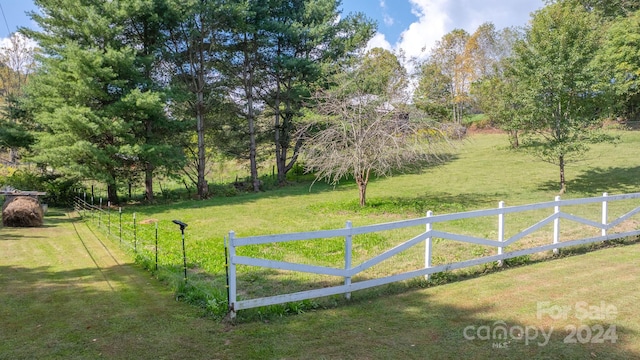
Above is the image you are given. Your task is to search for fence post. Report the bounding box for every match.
[133,212,137,253]
[602,192,608,237]
[424,211,433,280]
[108,201,111,235]
[99,198,102,227]
[344,221,353,300]
[155,221,158,271]
[119,207,122,245]
[228,231,237,319]
[553,196,560,254]
[498,201,505,266]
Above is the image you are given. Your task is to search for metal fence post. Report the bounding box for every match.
[133,212,137,253]
[553,196,561,254]
[602,192,608,237]
[99,198,102,227]
[228,231,237,319]
[424,211,433,280]
[108,201,111,235]
[344,221,352,300]
[119,207,122,245]
[155,221,159,271]
[498,201,505,266]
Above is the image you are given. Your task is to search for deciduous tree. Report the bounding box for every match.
[303,49,449,206]
[512,0,615,194]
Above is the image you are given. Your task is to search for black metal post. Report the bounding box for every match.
[224,237,230,307]
[133,213,137,253]
[119,207,122,245]
[155,222,158,271]
[172,220,188,282]
[108,201,111,235]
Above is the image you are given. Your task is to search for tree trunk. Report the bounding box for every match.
[356,171,369,207]
[357,179,367,207]
[559,155,566,194]
[145,163,154,202]
[274,80,286,185]
[194,35,208,200]
[196,92,208,199]
[144,114,155,201]
[107,182,118,205]
[509,130,519,148]
[245,36,260,193]
[9,148,17,164]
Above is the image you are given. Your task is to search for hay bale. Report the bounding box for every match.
[2,196,44,227]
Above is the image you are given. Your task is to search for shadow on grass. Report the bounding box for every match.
[309,191,505,216]
[4,221,639,359]
[122,154,462,214]
[0,264,220,359]
[0,231,47,240]
[229,262,639,359]
[537,166,640,194]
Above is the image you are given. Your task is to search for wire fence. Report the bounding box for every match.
[72,196,228,315]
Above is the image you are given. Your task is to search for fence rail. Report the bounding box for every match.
[226,192,640,318]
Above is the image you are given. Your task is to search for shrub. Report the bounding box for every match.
[0,170,80,207]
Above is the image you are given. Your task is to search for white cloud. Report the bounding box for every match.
[383,14,394,26]
[365,0,541,74]
[392,0,449,73]
[363,0,449,67]
[366,33,392,52]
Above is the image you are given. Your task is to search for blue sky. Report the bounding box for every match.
[340,0,544,62]
[0,1,39,38]
[2,0,544,62]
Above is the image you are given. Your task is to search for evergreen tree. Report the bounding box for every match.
[25,0,180,203]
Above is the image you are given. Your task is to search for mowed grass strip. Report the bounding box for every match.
[1,211,640,359]
[0,212,218,359]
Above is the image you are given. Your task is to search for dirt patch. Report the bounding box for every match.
[138,218,158,225]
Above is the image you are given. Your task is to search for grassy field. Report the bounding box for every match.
[1,211,639,359]
[75,130,640,316]
[3,130,640,357]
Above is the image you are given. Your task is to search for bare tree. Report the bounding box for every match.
[0,32,36,164]
[302,49,451,206]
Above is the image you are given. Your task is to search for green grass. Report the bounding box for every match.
[1,211,640,358]
[75,130,640,317]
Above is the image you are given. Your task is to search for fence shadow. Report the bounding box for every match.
[229,266,639,359]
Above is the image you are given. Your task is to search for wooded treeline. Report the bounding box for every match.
[1,0,639,203]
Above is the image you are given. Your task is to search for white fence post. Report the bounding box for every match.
[602,192,608,237]
[228,231,237,318]
[344,221,352,300]
[424,211,433,280]
[498,201,505,266]
[553,196,560,254]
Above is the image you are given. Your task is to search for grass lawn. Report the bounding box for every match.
[1,211,639,359]
[78,130,640,317]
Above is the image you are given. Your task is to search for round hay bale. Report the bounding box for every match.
[2,196,44,227]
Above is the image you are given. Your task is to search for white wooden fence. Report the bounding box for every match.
[226,192,640,318]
